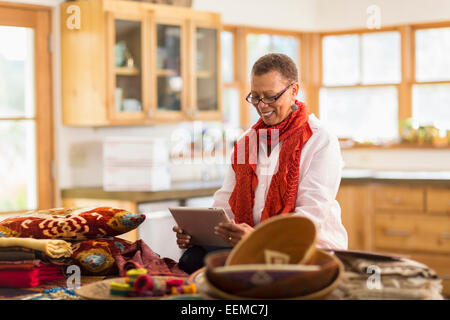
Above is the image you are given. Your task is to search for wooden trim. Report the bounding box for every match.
[35,9,54,210]
[0,4,55,211]
[0,117,36,121]
[413,80,450,85]
[0,1,50,11]
[0,5,36,28]
[322,83,400,89]
[235,26,249,129]
[398,26,414,124]
[224,24,304,37]
[318,26,400,36]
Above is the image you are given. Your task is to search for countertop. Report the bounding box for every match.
[61,170,450,203]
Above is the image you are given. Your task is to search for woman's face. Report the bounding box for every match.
[250,70,299,126]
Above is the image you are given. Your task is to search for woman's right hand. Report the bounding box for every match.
[173,226,193,249]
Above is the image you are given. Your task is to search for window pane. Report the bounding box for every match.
[196,27,218,111]
[413,84,450,130]
[361,32,401,84]
[416,27,450,82]
[114,19,142,112]
[319,87,398,141]
[0,121,37,211]
[221,31,234,83]
[322,35,360,85]
[156,24,182,112]
[0,26,34,118]
[222,87,240,128]
[247,33,300,81]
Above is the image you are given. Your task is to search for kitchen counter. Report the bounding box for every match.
[61,170,450,204]
[341,170,450,186]
[61,179,223,204]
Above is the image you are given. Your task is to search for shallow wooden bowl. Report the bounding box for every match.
[225,215,317,266]
[204,249,343,300]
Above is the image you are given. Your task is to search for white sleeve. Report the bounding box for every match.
[293,128,348,250]
[212,164,236,221]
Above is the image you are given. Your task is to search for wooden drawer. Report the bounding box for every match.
[409,253,450,297]
[374,186,425,212]
[374,213,450,254]
[427,187,450,214]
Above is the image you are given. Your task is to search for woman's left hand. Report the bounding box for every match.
[214,221,254,247]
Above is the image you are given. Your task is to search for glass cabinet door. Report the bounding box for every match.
[112,19,143,116]
[156,23,182,112]
[195,27,219,112]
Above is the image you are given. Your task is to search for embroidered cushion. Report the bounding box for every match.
[0,207,146,240]
[69,237,131,275]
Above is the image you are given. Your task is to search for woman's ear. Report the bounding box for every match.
[291,82,300,100]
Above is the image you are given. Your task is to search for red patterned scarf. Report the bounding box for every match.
[228,100,313,227]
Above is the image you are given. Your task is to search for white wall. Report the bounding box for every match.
[315,0,450,30]
[193,0,318,30]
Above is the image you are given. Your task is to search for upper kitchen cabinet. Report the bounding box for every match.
[60,0,222,126]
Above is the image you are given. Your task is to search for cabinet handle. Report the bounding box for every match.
[384,229,411,237]
[392,197,402,204]
[193,109,199,117]
[441,274,450,280]
[147,109,153,117]
[439,232,450,240]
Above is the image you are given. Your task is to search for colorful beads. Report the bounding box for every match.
[109,268,193,298]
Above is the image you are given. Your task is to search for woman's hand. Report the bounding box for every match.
[173,226,193,250]
[214,221,254,247]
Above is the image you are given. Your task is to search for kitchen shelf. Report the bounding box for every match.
[115,67,140,76]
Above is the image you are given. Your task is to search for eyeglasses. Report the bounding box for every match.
[246,83,294,105]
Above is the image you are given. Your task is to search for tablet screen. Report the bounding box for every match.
[169,207,232,247]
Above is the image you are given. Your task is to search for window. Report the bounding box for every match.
[320,31,401,141]
[246,32,302,124]
[0,4,54,214]
[221,30,240,129]
[413,27,450,131]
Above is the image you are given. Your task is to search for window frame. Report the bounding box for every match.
[315,22,450,147]
[0,2,55,215]
[222,25,304,129]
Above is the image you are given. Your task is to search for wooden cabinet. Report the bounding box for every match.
[370,184,450,296]
[338,182,450,296]
[61,0,222,126]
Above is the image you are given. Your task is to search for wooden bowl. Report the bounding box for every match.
[204,249,343,300]
[225,215,317,266]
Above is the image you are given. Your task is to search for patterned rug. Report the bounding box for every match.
[0,275,107,300]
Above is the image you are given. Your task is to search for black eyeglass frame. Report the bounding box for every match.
[245,82,295,105]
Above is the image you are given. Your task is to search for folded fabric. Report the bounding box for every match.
[0,238,73,259]
[0,251,36,261]
[0,264,64,288]
[114,240,187,278]
[330,251,444,300]
[0,260,42,270]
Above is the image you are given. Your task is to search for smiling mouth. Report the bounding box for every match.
[260,110,274,117]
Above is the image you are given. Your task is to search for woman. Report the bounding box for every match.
[173,53,348,274]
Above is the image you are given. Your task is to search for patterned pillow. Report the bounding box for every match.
[69,237,131,275]
[0,207,146,240]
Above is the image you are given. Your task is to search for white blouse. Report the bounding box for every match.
[212,114,348,250]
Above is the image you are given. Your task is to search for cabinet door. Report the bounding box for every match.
[190,22,222,120]
[106,12,149,122]
[151,18,187,121]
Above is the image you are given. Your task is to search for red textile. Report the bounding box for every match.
[0,260,42,270]
[114,240,187,278]
[228,100,313,227]
[0,206,145,240]
[0,264,64,288]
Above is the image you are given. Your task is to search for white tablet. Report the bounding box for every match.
[168,207,232,248]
